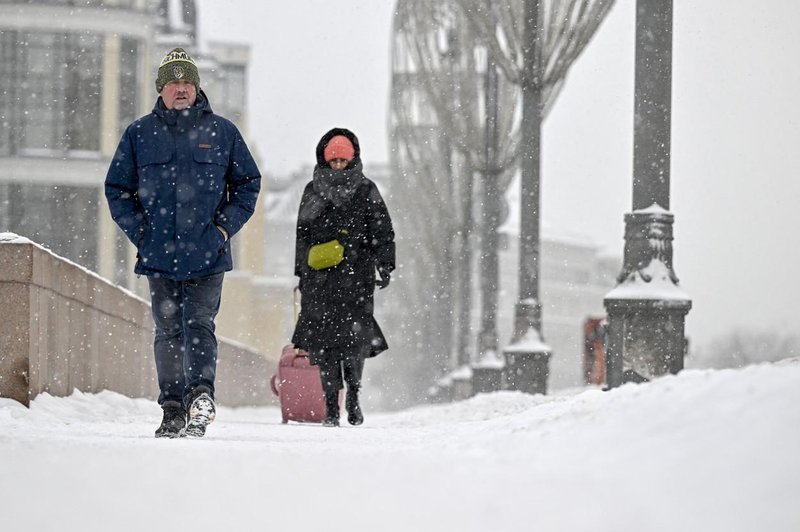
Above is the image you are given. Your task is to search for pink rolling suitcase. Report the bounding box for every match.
[269,288,342,424]
[270,344,330,423]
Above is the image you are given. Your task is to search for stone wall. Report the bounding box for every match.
[0,236,276,407]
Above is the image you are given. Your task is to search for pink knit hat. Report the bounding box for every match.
[323,135,355,162]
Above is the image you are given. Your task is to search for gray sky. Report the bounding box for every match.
[197,0,800,350]
[197,0,395,173]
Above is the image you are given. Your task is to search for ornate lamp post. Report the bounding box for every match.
[502,0,551,394]
[472,15,504,394]
[603,0,691,387]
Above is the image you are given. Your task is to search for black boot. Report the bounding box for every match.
[322,391,340,427]
[343,356,365,425]
[346,389,363,426]
[155,401,187,438]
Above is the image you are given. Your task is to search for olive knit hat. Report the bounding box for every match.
[155,48,200,92]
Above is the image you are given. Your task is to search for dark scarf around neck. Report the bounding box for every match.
[312,160,365,207]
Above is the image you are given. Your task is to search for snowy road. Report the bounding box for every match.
[1,360,799,532]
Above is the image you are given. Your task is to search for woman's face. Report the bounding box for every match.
[328,158,349,170]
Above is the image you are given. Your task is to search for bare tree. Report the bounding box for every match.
[387,0,614,401]
[389,1,521,399]
[388,3,469,398]
[460,0,614,116]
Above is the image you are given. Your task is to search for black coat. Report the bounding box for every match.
[291,129,395,363]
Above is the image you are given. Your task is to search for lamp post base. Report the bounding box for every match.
[450,365,474,401]
[503,350,550,395]
[604,298,690,389]
[604,206,692,389]
[472,367,503,394]
[504,300,552,395]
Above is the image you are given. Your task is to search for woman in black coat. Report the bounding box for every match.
[291,128,395,427]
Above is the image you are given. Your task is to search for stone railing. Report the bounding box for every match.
[0,234,276,407]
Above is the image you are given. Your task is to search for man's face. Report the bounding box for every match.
[160,80,197,110]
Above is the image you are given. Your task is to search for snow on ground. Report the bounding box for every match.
[1,360,799,532]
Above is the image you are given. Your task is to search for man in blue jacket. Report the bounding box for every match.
[105,48,261,438]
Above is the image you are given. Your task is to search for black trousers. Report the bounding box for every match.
[317,355,364,395]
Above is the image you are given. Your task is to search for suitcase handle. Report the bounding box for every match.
[293,285,300,324]
[270,373,280,396]
[292,286,301,357]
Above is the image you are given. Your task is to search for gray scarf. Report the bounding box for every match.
[312,160,365,208]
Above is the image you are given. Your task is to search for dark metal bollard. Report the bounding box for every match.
[472,366,503,394]
[450,366,474,401]
[503,350,551,395]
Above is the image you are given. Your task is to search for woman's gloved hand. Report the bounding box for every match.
[376,266,391,289]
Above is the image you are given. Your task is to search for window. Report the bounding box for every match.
[210,65,245,126]
[66,32,103,152]
[0,30,103,156]
[0,182,99,271]
[0,1,140,8]
[0,30,15,156]
[118,37,140,133]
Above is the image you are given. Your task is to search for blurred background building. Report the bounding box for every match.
[0,0,270,356]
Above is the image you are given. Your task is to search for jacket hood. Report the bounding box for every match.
[315,127,361,168]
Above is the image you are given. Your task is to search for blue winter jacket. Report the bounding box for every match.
[105,91,261,280]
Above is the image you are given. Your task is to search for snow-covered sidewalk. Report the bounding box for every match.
[1,360,798,532]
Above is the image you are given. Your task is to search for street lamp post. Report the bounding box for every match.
[472,26,505,394]
[603,0,691,388]
[503,0,551,394]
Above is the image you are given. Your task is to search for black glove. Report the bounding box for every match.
[376,266,391,289]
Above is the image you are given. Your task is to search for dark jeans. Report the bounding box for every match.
[147,273,224,407]
[317,355,364,396]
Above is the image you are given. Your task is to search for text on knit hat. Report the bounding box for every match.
[156,48,200,92]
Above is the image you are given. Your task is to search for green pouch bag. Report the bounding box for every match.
[307,239,345,270]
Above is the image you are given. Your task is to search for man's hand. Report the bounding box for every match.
[216,225,229,241]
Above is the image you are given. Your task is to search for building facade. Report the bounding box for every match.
[0,0,259,290]
[0,0,274,359]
